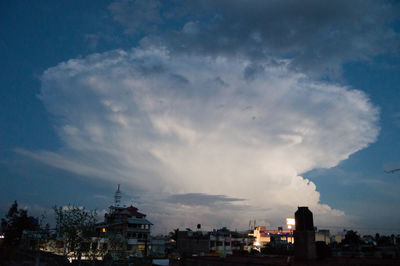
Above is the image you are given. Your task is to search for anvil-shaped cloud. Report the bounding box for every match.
[24,47,379,232]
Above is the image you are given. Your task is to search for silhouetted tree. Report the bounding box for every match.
[53,205,97,261]
[1,201,38,247]
[342,230,361,246]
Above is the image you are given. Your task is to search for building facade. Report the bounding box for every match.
[94,185,153,259]
[249,226,294,251]
[175,227,252,256]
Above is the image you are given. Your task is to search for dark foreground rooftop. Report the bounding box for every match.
[178,255,400,266]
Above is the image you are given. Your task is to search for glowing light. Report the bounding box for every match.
[254,242,260,246]
[102,228,106,233]
[0,234,4,239]
[286,218,295,226]
[288,225,292,229]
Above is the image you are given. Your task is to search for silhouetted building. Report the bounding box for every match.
[294,206,316,260]
[210,227,250,255]
[175,227,251,256]
[176,230,211,255]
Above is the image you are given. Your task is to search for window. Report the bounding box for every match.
[127,232,138,238]
[232,241,241,247]
[216,241,223,247]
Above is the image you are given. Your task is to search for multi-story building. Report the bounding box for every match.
[176,230,211,255]
[210,227,232,255]
[176,227,252,256]
[315,229,330,244]
[249,225,294,251]
[95,185,153,259]
[231,230,253,253]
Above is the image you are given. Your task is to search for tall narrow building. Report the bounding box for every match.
[294,206,317,260]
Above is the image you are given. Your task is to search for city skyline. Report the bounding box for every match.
[1,0,400,235]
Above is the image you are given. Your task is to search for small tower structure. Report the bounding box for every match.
[114,184,122,207]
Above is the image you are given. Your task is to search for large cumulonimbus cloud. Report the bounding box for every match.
[24,47,378,232]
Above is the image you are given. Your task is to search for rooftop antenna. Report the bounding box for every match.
[114,184,122,207]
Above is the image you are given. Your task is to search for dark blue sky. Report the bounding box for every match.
[1,0,399,234]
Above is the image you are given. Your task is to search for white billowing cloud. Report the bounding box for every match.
[29,47,378,232]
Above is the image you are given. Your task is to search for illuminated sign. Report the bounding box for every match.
[286,218,295,226]
[286,218,295,229]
